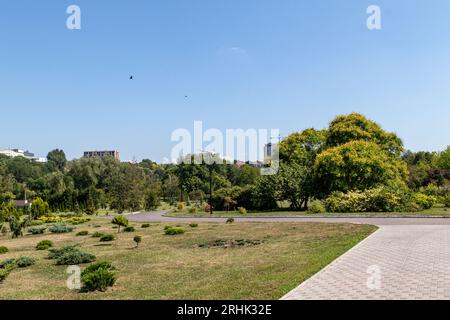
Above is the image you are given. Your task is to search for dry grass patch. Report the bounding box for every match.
[0,219,376,300]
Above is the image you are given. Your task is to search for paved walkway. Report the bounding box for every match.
[282,225,450,300]
[125,210,450,226]
[127,211,450,299]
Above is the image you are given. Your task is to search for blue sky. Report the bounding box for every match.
[2,0,450,161]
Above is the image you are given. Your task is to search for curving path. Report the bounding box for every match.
[127,211,450,300]
[125,210,450,226]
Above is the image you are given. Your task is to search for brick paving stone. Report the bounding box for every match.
[281,225,450,300]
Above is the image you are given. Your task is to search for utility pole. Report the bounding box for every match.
[209,164,213,215]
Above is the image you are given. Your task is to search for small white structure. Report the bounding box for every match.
[0,148,46,162]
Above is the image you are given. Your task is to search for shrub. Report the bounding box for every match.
[30,220,44,226]
[36,240,53,250]
[444,195,450,208]
[99,234,115,242]
[48,246,96,265]
[325,187,409,213]
[76,231,89,236]
[189,223,198,228]
[204,204,212,213]
[111,215,128,232]
[15,256,35,268]
[92,232,104,238]
[9,217,24,238]
[82,261,114,275]
[38,216,64,224]
[177,202,185,211]
[69,217,91,225]
[0,258,16,269]
[81,262,116,292]
[308,200,326,214]
[31,197,50,219]
[188,207,197,214]
[133,235,142,247]
[28,226,46,235]
[123,226,135,233]
[0,246,8,254]
[164,227,185,235]
[226,218,235,224]
[49,223,74,234]
[0,262,15,282]
[0,225,7,236]
[141,223,150,228]
[238,207,247,215]
[0,268,11,282]
[412,193,437,210]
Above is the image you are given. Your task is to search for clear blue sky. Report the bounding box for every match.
[2,0,450,161]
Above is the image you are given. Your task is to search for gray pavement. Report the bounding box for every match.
[125,210,450,226]
[127,211,450,300]
[282,225,450,300]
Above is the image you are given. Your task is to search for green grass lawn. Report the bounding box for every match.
[0,218,376,300]
[167,206,450,218]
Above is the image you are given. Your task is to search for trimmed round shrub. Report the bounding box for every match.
[48,246,96,265]
[111,215,129,232]
[177,202,185,211]
[49,223,74,234]
[81,261,116,292]
[123,226,135,233]
[133,235,142,247]
[28,226,46,235]
[164,227,185,235]
[141,223,150,228]
[189,223,198,228]
[308,200,326,214]
[15,256,35,268]
[99,234,115,242]
[92,232,104,238]
[0,246,8,254]
[36,240,53,251]
[76,231,89,236]
[238,207,247,215]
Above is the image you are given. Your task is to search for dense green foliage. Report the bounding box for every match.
[36,240,53,250]
[81,261,116,292]
[48,245,96,265]
[0,113,449,216]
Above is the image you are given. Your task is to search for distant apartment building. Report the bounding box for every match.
[264,143,273,158]
[0,148,46,162]
[83,150,120,161]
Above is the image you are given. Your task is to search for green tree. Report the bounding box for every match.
[275,163,309,210]
[314,140,408,197]
[31,197,50,218]
[111,215,128,232]
[434,146,450,169]
[326,113,404,156]
[47,149,67,172]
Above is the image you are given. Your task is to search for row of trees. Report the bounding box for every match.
[0,113,449,217]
